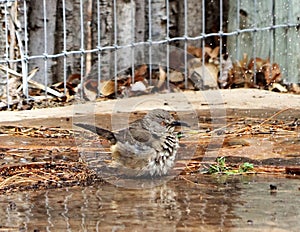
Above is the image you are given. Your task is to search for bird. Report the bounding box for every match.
[74,109,188,177]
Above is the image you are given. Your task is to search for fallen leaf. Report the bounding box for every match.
[269,83,287,92]
[157,65,166,89]
[187,45,203,58]
[83,79,98,100]
[190,64,218,90]
[134,64,148,82]
[169,70,184,83]
[99,80,115,97]
[131,81,147,92]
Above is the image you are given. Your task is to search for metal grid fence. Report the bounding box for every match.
[0,0,299,107]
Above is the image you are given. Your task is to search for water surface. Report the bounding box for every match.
[0,175,299,231]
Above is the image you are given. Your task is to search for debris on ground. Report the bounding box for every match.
[0,44,299,110]
[0,108,298,193]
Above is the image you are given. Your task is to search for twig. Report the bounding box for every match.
[180,175,203,186]
[157,65,166,88]
[0,99,19,109]
[259,108,291,126]
[8,5,28,96]
[0,65,22,78]
[16,67,39,93]
[28,79,64,98]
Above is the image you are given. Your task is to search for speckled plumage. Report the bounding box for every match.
[75,109,182,176]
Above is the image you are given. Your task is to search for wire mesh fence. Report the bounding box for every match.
[0,0,299,109]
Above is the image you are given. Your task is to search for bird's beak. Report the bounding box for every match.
[170,121,190,127]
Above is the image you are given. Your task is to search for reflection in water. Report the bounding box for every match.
[0,175,299,231]
[45,191,53,231]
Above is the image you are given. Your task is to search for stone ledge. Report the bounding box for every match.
[0,89,299,128]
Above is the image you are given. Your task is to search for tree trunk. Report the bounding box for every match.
[27,0,57,84]
[177,0,202,48]
[0,7,6,61]
[115,0,135,72]
[0,6,7,96]
[135,0,146,43]
[54,0,82,83]
[88,0,113,81]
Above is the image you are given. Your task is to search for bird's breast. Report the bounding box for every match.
[110,132,179,176]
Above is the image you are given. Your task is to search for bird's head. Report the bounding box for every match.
[146,109,189,128]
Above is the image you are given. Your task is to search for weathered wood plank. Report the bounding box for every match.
[227,0,300,83]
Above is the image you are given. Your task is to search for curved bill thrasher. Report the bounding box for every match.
[75,109,188,177]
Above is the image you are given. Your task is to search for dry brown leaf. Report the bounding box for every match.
[187,45,203,58]
[208,46,220,59]
[240,53,248,68]
[99,80,115,97]
[265,63,281,84]
[248,57,265,71]
[134,64,148,82]
[157,65,166,89]
[83,79,98,100]
[67,73,81,85]
[187,45,213,60]
[289,83,300,94]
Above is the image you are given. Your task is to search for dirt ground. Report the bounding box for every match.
[0,89,299,193]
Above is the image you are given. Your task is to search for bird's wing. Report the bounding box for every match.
[126,121,152,143]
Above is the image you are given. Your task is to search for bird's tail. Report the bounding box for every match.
[74,123,117,144]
